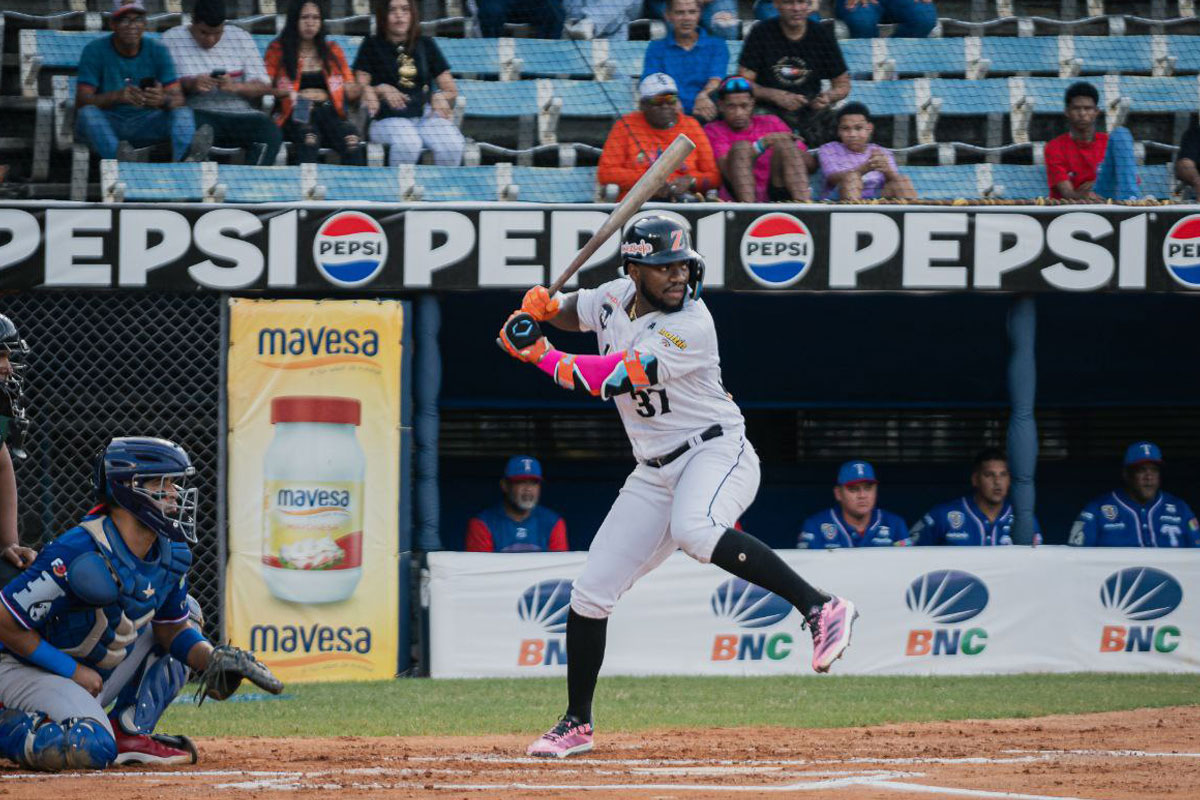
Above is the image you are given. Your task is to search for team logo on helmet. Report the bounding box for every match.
[620,239,655,258]
[1100,567,1183,621]
[906,570,989,623]
[948,511,965,530]
[517,579,573,633]
[1101,504,1118,521]
[710,578,792,629]
[820,523,837,540]
[313,211,388,288]
[740,213,813,288]
[1162,215,1200,288]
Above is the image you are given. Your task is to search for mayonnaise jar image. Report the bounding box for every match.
[262,396,365,603]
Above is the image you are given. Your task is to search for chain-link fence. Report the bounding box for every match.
[1,293,223,640]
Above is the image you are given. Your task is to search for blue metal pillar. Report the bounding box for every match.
[1006,295,1038,545]
[414,293,443,552]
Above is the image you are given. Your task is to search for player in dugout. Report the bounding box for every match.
[910,448,1042,546]
[1069,441,1199,547]
[465,455,568,552]
[798,460,911,548]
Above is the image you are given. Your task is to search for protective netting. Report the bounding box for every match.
[4,1,1200,202]
[0,293,223,640]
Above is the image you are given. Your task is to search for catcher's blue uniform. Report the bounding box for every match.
[1068,490,1200,547]
[910,496,1041,546]
[798,508,911,549]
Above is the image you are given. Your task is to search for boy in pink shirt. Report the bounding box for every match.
[817,102,916,200]
[703,75,812,202]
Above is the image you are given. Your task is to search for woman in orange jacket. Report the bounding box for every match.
[265,0,366,165]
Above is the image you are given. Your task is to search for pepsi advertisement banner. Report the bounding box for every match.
[425,548,1200,677]
[5,202,1200,292]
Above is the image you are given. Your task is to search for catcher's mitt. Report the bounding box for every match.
[194,645,284,706]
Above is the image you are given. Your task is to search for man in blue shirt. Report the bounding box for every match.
[74,1,211,163]
[1069,442,1199,548]
[465,456,569,552]
[642,0,730,122]
[911,448,1041,546]
[799,460,910,549]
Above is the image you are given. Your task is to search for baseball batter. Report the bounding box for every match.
[497,215,858,759]
[0,436,280,771]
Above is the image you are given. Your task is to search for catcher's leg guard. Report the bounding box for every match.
[110,650,189,736]
[0,710,116,771]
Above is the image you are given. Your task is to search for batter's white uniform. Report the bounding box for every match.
[569,277,761,620]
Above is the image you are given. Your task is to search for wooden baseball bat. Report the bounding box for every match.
[546,133,696,297]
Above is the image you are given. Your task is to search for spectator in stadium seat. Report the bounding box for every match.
[798,461,911,549]
[354,0,464,166]
[163,0,284,165]
[1173,119,1200,199]
[643,0,729,122]
[817,102,915,200]
[560,0,643,40]
[75,1,213,163]
[465,456,568,553]
[739,0,851,148]
[471,0,564,39]
[1068,442,1200,548]
[910,448,1042,546]
[754,0,936,38]
[597,73,720,201]
[649,0,740,41]
[704,75,812,201]
[1045,81,1140,202]
[265,0,366,165]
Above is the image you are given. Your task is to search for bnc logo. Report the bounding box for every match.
[1098,567,1183,654]
[710,578,794,662]
[1162,215,1200,288]
[312,211,388,287]
[516,579,572,666]
[740,213,813,288]
[905,570,989,657]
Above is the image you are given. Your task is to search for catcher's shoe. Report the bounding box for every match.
[805,595,858,674]
[527,715,593,758]
[112,729,198,766]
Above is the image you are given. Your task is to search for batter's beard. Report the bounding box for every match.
[640,287,685,314]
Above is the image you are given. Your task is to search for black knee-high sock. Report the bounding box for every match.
[565,609,607,724]
[710,528,830,613]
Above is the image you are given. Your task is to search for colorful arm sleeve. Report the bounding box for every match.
[534,349,659,399]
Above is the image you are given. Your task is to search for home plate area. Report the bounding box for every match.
[2,707,1197,799]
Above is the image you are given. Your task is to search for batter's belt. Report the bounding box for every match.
[642,424,723,468]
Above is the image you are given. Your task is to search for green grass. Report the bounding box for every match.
[161,673,1200,737]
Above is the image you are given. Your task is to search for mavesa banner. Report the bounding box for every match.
[226,298,403,682]
[426,548,1199,678]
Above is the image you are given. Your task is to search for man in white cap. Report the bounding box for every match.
[597,72,720,201]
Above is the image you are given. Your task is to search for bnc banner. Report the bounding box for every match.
[426,548,1200,678]
[3,201,1200,292]
[226,298,404,682]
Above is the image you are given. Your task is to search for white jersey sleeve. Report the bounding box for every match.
[628,310,715,382]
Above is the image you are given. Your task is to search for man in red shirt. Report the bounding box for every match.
[1044,82,1139,202]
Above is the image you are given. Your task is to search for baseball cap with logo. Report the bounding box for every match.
[112,0,147,16]
[639,73,679,100]
[504,455,543,482]
[1123,441,1163,467]
[837,460,877,486]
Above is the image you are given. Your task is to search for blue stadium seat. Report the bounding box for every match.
[884,38,967,77]
[927,79,1012,116]
[1018,77,1105,112]
[845,80,916,117]
[1170,36,1200,74]
[604,40,649,80]
[988,164,1048,200]
[1072,36,1154,75]
[511,166,596,202]
[1120,76,1198,113]
[514,39,592,78]
[433,38,500,78]
[907,164,977,200]
[458,79,539,117]
[978,37,1061,76]
[725,41,742,78]
[104,162,209,202]
[328,34,362,65]
[317,164,406,202]
[218,165,304,202]
[555,80,630,118]
[839,40,874,77]
[413,165,501,201]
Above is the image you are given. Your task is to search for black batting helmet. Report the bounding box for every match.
[619,216,704,300]
[0,313,30,460]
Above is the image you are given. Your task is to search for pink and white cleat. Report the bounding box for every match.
[805,596,858,673]
[527,715,594,758]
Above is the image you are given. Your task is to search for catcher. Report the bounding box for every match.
[0,437,282,770]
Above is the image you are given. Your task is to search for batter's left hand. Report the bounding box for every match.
[497,311,551,364]
[1,543,35,569]
[521,286,560,321]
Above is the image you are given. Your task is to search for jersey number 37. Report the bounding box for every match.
[634,388,671,418]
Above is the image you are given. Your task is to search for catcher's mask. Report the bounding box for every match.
[94,437,199,544]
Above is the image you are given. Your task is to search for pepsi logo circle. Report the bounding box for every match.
[1162,215,1200,288]
[740,213,813,288]
[313,212,388,287]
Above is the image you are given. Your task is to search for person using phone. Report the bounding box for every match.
[74,1,213,162]
[264,0,365,165]
[162,0,283,165]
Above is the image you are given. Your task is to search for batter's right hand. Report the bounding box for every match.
[72,663,102,697]
[497,311,550,364]
[521,286,560,321]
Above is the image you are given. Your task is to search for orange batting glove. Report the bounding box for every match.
[521,286,561,321]
[497,311,551,364]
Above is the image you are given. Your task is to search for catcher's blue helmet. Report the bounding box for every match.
[93,437,198,543]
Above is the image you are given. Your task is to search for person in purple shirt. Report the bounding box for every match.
[465,456,568,553]
[799,461,911,549]
[816,102,915,200]
[642,0,729,122]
